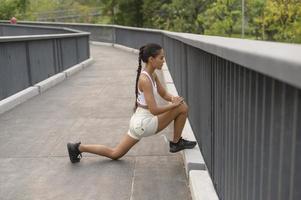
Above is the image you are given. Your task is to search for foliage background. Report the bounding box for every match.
[0,0,300,43]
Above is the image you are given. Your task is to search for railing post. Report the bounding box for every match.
[112,26,116,45]
[25,41,33,86]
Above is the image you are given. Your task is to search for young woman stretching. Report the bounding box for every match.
[67,43,196,163]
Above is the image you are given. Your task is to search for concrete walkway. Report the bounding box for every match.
[0,44,192,200]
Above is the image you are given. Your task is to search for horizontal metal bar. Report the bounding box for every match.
[0,32,89,42]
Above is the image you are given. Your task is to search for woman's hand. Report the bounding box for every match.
[171,96,184,106]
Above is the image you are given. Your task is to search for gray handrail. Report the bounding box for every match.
[2,20,299,88]
[0,23,90,100]
[0,33,89,42]
[0,23,89,41]
[165,31,301,89]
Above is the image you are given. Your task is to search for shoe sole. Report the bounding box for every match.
[67,143,80,163]
[169,145,195,153]
[170,144,196,153]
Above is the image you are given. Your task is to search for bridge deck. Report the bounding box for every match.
[0,44,191,200]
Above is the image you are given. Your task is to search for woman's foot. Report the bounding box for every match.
[67,142,82,163]
[169,137,197,153]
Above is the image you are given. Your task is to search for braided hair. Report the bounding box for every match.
[134,43,162,111]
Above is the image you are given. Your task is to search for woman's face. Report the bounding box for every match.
[150,49,165,70]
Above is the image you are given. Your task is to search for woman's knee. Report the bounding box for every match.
[178,101,189,114]
[110,149,124,160]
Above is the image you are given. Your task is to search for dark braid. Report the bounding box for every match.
[133,43,162,112]
[134,46,144,111]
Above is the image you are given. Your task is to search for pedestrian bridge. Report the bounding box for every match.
[0,22,300,200]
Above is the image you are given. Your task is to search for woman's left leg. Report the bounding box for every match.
[156,102,188,143]
[79,134,139,160]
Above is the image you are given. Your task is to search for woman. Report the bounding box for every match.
[67,43,196,163]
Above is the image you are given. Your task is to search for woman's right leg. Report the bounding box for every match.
[79,134,139,160]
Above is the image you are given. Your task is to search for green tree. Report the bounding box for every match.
[198,0,241,37]
[0,0,29,19]
[193,0,216,34]
[141,0,168,29]
[25,0,102,23]
[246,0,265,39]
[160,0,206,33]
[114,0,143,27]
[99,0,117,24]
[99,0,143,26]
[26,0,66,21]
[142,0,211,33]
[262,0,301,42]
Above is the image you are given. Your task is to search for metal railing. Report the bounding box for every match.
[1,21,301,200]
[0,24,90,100]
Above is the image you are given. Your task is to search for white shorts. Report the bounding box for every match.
[128,107,158,140]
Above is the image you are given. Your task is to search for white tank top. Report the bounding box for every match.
[137,71,158,106]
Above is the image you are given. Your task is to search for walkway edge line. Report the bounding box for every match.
[90,41,140,54]
[190,170,219,200]
[0,87,39,115]
[35,73,66,93]
[90,41,113,47]
[0,57,94,115]
[64,64,83,77]
[94,42,219,200]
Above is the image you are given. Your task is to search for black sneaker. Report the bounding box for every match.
[67,142,82,163]
[169,137,197,153]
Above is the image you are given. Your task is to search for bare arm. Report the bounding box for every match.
[139,75,182,115]
[154,73,174,102]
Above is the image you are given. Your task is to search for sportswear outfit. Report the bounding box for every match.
[128,71,159,140]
